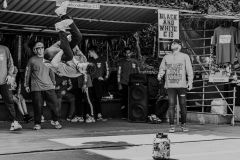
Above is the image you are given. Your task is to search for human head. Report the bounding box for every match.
[171,39,182,52]
[124,47,132,59]
[76,62,96,75]
[44,47,61,61]
[88,46,98,58]
[33,42,45,56]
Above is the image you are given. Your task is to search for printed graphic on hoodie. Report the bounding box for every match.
[167,63,183,84]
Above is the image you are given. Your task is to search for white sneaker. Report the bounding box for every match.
[10,121,22,131]
[41,115,45,123]
[97,113,107,121]
[55,1,69,16]
[86,114,95,123]
[86,116,92,123]
[51,120,62,129]
[55,19,73,32]
[71,116,84,122]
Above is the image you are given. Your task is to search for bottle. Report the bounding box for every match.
[152,133,170,159]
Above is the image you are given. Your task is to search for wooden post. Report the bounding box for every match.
[15,35,22,69]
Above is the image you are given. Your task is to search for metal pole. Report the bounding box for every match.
[232,86,236,126]
[176,96,180,125]
[202,21,206,113]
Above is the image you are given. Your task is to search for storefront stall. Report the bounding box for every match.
[1,0,237,124]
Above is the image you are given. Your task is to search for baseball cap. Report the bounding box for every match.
[34,42,44,49]
[171,39,182,46]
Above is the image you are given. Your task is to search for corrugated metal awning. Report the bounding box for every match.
[0,0,173,36]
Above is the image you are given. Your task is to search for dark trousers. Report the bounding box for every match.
[167,88,187,125]
[0,84,16,122]
[120,84,128,117]
[32,90,59,124]
[59,15,82,62]
[73,87,95,117]
[92,78,104,114]
[57,92,75,119]
[155,99,169,118]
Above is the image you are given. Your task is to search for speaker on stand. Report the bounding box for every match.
[128,74,148,122]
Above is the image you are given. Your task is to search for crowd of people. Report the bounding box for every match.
[0,1,193,133]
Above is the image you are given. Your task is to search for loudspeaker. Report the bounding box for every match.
[128,74,148,122]
[148,75,159,98]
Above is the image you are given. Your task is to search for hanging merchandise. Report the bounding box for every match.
[3,0,7,9]
[211,24,237,64]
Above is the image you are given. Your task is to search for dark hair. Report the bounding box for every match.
[124,47,131,52]
[88,46,98,52]
[86,63,96,75]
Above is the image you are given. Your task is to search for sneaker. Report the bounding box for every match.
[66,118,71,122]
[152,115,161,124]
[169,125,175,133]
[148,115,153,123]
[122,117,127,120]
[97,113,107,121]
[55,1,69,16]
[181,123,189,132]
[10,121,22,131]
[86,115,93,123]
[91,117,95,123]
[41,115,45,123]
[23,115,34,123]
[86,114,95,123]
[33,124,41,130]
[71,116,84,122]
[51,120,62,129]
[55,19,73,32]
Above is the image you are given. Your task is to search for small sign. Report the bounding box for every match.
[158,40,172,56]
[158,9,179,39]
[209,76,229,82]
[56,1,100,9]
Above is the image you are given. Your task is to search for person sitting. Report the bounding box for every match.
[55,74,75,122]
[12,66,33,123]
[148,96,169,124]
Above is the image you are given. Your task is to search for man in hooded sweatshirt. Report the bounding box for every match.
[158,39,193,133]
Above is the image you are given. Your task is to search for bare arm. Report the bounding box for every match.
[51,49,64,68]
[49,70,56,86]
[6,47,14,77]
[23,34,33,57]
[24,60,32,88]
[133,32,142,59]
[157,57,166,80]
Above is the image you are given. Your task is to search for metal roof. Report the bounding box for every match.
[0,0,177,36]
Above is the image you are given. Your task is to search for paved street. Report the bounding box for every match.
[0,119,240,160]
